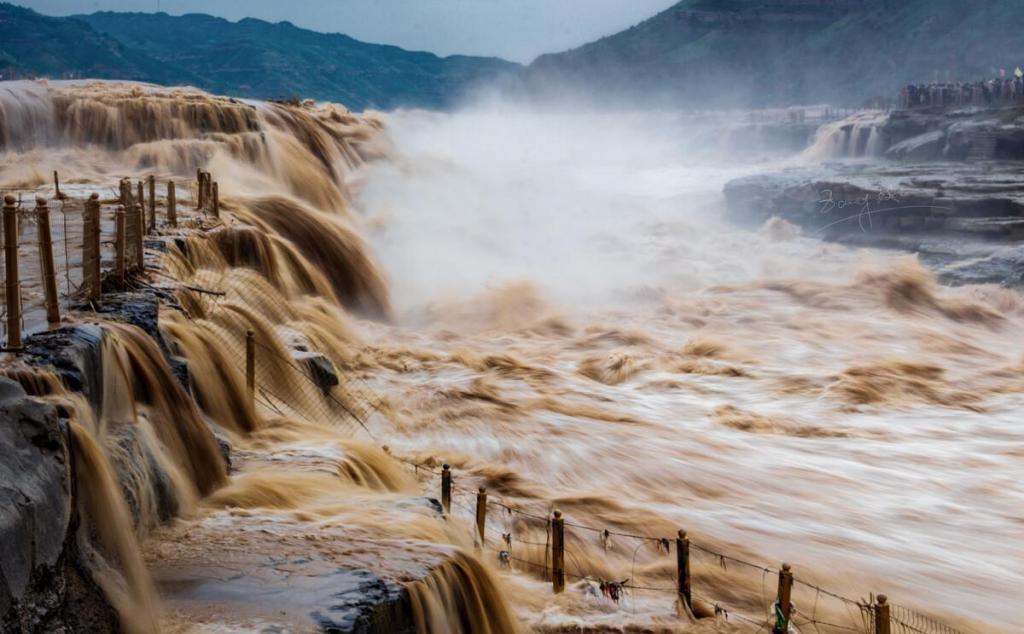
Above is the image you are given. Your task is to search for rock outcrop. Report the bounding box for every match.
[724,162,1024,287]
[0,378,119,633]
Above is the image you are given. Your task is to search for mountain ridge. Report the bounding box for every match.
[522,0,1024,107]
[0,3,519,110]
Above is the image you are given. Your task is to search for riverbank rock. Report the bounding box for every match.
[724,162,1024,287]
[0,378,119,633]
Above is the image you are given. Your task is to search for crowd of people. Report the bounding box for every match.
[900,72,1024,109]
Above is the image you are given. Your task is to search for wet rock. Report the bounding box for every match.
[724,161,1024,288]
[211,428,233,473]
[0,378,119,633]
[155,555,418,634]
[90,292,160,339]
[107,423,181,526]
[22,325,104,401]
[294,350,340,395]
[310,569,414,634]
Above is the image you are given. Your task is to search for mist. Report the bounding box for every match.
[355,100,842,320]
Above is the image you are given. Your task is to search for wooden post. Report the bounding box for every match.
[551,510,565,593]
[133,202,144,272]
[245,329,255,404]
[137,181,144,222]
[772,563,794,634]
[196,169,203,209]
[676,529,692,614]
[124,182,136,270]
[35,197,60,326]
[212,181,219,218]
[53,170,61,199]
[475,487,487,546]
[3,196,22,350]
[113,205,126,286]
[874,595,891,634]
[167,181,177,227]
[147,174,156,232]
[82,193,101,303]
[441,464,451,514]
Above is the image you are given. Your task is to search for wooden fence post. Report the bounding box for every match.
[133,202,144,272]
[167,181,177,227]
[772,563,794,634]
[475,487,487,546]
[441,464,451,514]
[676,529,692,614]
[53,170,62,199]
[35,197,60,326]
[114,205,126,286]
[551,510,565,593]
[82,193,101,304]
[874,595,891,634]
[136,181,144,223]
[3,196,22,350]
[212,181,219,218]
[245,329,255,405]
[124,183,137,270]
[147,174,156,232]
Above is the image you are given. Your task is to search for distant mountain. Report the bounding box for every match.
[0,3,519,110]
[522,0,1024,107]
[0,3,186,83]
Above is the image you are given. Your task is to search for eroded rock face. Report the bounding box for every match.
[724,162,1024,288]
[0,378,118,633]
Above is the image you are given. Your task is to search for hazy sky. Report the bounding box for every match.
[19,0,679,63]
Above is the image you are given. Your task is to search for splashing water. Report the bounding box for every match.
[0,82,1020,633]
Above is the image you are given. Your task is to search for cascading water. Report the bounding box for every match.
[0,81,1018,633]
[802,110,890,159]
[0,80,516,633]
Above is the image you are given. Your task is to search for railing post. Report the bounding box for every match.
[551,510,565,593]
[676,529,692,614]
[134,201,145,272]
[136,181,144,224]
[124,185,137,271]
[35,197,60,326]
[82,193,101,304]
[475,486,487,546]
[167,181,177,227]
[147,174,156,232]
[772,563,794,634]
[113,205,126,286]
[245,329,255,404]
[875,595,891,634]
[196,169,204,209]
[212,181,220,218]
[53,170,62,199]
[3,195,22,350]
[441,464,451,514]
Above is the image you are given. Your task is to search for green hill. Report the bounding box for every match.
[523,0,1024,106]
[0,3,518,110]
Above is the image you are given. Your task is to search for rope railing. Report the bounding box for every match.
[370,448,970,634]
